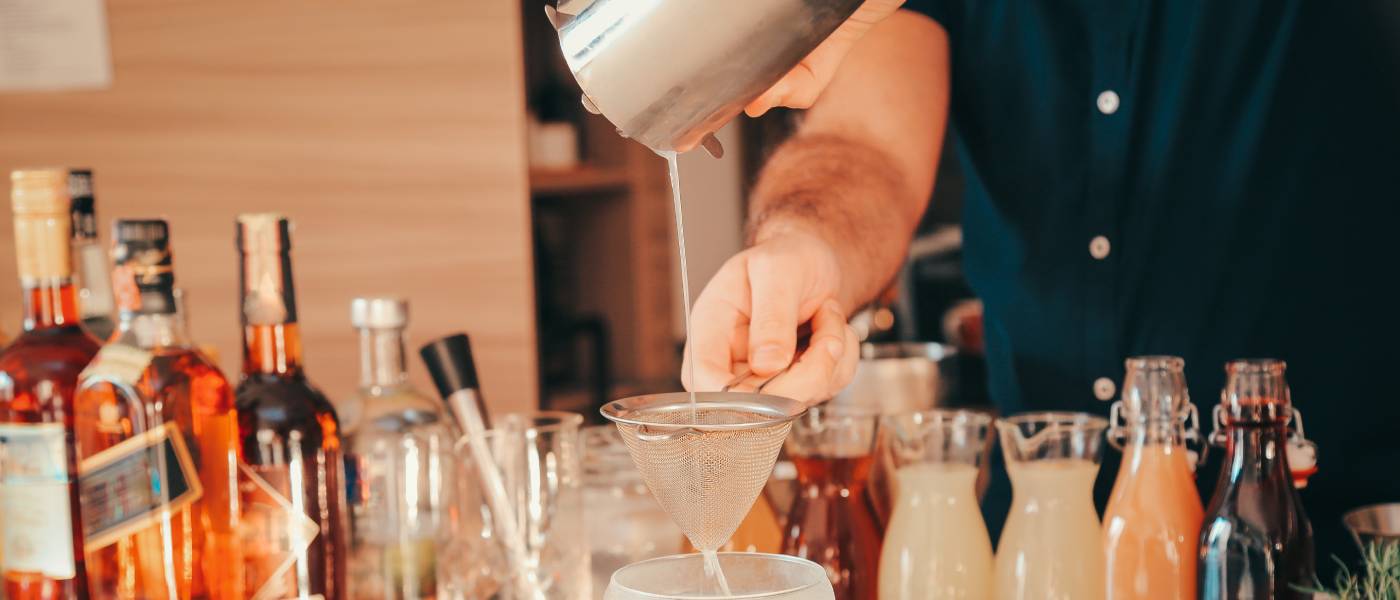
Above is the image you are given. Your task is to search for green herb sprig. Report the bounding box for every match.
[1297,542,1400,600]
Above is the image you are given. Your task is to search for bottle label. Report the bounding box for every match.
[78,344,154,388]
[239,463,321,600]
[77,422,204,551]
[0,423,77,579]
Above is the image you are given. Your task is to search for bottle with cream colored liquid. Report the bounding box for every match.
[994,412,1108,600]
[878,410,994,600]
[1102,356,1204,600]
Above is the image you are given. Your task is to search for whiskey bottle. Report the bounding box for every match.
[67,170,116,340]
[233,213,348,600]
[345,298,461,599]
[0,168,99,600]
[74,219,245,599]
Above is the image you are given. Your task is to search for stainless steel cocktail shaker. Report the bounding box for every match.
[548,0,865,155]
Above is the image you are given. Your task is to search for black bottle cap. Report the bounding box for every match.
[419,333,481,399]
[68,169,96,241]
[112,218,176,313]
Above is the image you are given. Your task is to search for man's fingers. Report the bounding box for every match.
[762,300,848,404]
[683,261,751,391]
[828,324,861,397]
[746,254,804,376]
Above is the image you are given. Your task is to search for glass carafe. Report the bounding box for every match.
[782,407,883,600]
[583,425,685,600]
[1198,359,1315,599]
[878,410,994,600]
[995,412,1108,600]
[1103,356,1204,600]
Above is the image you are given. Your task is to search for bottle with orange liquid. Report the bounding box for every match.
[1102,356,1203,600]
[781,407,883,600]
[74,219,244,599]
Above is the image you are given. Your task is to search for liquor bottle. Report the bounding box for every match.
[233,213,348,600]
[1103,356,1203,600]
[0,168,99,600]
[1198,359,1315,599]
[72,219,243,599]
[67,169,116,340]
[344,297,462,599]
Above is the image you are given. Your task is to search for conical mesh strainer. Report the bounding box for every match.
[601,392,806,552]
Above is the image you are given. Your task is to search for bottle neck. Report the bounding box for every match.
[359,326,409,392]
[119,312,191,350]
[74,241,115,319]
[1222,422,1292,483]
[22,278,82,331]
[243,322,305,377]
[1124,420,1187,447]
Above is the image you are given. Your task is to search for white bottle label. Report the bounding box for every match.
[0,422,77,579]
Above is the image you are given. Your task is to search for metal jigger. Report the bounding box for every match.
[1343,503,1400,549]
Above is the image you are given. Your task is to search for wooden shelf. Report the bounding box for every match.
[530,165,630,195]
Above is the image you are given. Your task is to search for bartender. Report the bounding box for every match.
[684,0,1400,567]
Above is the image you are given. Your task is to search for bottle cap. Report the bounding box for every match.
[68,169,96,241]
[351,297,409,330]
[112,219,177,314]
[236,213,292,254]
[419,333,480,398]
[11,169,69,215]
[11,168,73,281]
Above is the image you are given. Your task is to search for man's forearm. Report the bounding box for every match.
[747,131,924,311]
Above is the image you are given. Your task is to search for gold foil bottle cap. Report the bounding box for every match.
[236,212,291,254]
[11,169,69,215]
[11,168,73,281]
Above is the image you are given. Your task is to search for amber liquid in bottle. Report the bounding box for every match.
[74,219,244,599]
[782,455,884,600]
[1198,359,1314,600]
[0,169,98,600]
[234,214,348,600]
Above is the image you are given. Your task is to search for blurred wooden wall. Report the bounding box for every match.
[0,0,539,413]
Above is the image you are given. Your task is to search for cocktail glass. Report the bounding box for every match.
[604,553,835,600]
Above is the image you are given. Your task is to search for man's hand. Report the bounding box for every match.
[681,231,860,405]
[744,0,907,116]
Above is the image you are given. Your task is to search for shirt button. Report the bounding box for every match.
[1089,235,1111,260]
[1097,90,1120,115]
[1094,377,1117,401]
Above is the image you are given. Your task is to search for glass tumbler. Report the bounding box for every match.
[878,410,994,600]
[604,553,835,600]
[781,407,884,600]
[582,425,685,600]
[994,412,1109,600]
[457,411,590,600]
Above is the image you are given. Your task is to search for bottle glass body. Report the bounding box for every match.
[1103,427,1202,600]
[1197,359,1314,600]
[878,410,994,600]
[0,283,99,600]
[345,325,461,600]
[75,314,243,600]
[236,324,349,600]
[994,412,1107,600]
[1103,356,1203,600]
[781,408,883,600]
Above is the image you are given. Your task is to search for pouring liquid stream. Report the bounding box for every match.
[661,150,733,596]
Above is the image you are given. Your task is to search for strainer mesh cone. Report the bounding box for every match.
[605,394,800,552]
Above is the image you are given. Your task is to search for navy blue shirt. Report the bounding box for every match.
[903,0,1400,563]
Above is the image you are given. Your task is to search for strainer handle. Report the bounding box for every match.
[721,363,788,394]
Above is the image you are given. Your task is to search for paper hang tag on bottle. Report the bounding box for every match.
[1288,438,1318,489]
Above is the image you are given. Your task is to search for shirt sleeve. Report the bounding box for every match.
[901,0,953,30]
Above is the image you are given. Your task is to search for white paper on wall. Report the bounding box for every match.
[0,0,112,92]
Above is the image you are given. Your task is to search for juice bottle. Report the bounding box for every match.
[781,407,883,600]
[878,410,994,600]
[1198,359,1315,599]
[995,412,1108,600]
[1103,356,1203,600]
